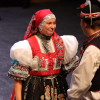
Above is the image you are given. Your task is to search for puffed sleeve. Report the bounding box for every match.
[10,40,33,67]
[61,35,78,64]
[60,35,79,74]
[8,40,33,80]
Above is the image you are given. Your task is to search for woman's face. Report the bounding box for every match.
[39,18,56,36]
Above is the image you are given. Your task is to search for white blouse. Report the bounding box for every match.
[10,35,78,67]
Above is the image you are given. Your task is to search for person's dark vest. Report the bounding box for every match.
[83,36,100,91]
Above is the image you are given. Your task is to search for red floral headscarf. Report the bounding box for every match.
[24,9,55,39]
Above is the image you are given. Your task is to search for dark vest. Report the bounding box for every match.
[83,36,100,91]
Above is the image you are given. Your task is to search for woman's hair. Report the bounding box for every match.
[38,14,56,30]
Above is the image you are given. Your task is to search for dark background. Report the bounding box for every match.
[0,0,98,99]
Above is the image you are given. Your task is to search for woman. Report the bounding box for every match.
[8,9,79,100]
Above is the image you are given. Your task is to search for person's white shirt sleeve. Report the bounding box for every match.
[67,45,100,100]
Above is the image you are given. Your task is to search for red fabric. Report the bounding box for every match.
[24,9,54,39]
[34,9,53,28]
[9,88,15,100]
[29,70,60,76]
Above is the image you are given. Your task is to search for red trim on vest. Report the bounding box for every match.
[29,70,60,76]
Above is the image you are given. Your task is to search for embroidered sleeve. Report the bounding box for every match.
[61,56,79,76]
[60,35,79,74]
[64,56,79,73]
[8,60,30,80]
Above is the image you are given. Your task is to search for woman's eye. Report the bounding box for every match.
[47,22,51,24]
[46,21,56,25]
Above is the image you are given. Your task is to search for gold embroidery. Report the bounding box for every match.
[51,87,54,99]
[54,88,57,100]
[51,87,57,100]
[41,86,66,100]
[45,85,51,100]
